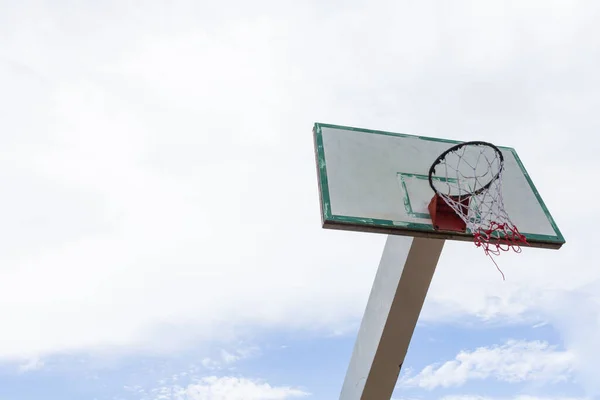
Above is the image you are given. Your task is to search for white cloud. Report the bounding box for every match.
[442,397,491,400]
[146,376,308,400]
[0,4,599,395]
[537,289,600,395]
[0,16,385,358]
[201,347,260,371]
[393,396,588,400]
[401,340,575,389]
[441,396,588,400]
[17,357,44,372]
[220,350,239,365]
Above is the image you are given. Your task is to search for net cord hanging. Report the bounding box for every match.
[428,142,528,279]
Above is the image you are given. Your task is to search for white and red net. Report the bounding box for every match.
[429,141,528,276]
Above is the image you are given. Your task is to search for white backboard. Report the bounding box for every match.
[313,123,565,249]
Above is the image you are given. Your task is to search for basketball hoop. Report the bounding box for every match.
[427,141,528,276]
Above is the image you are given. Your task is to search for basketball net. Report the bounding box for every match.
[431,143,528,279]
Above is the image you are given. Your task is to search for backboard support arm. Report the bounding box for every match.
[339,235,445,400]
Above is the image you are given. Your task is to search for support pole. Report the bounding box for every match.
[339,235,445,400]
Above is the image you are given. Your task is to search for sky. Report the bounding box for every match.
[0,0,599,399]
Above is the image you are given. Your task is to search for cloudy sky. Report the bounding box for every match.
[0,1,598,399]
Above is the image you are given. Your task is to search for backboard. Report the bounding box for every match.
[313,122,565,249]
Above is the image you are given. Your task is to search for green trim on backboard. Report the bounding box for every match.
[328,214,563,244]
[313,122,565,248]
[510,149,566,244]
[315,122,517,151]
[313,124,333,222]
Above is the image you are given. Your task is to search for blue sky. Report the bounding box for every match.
[0,1,598,399]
